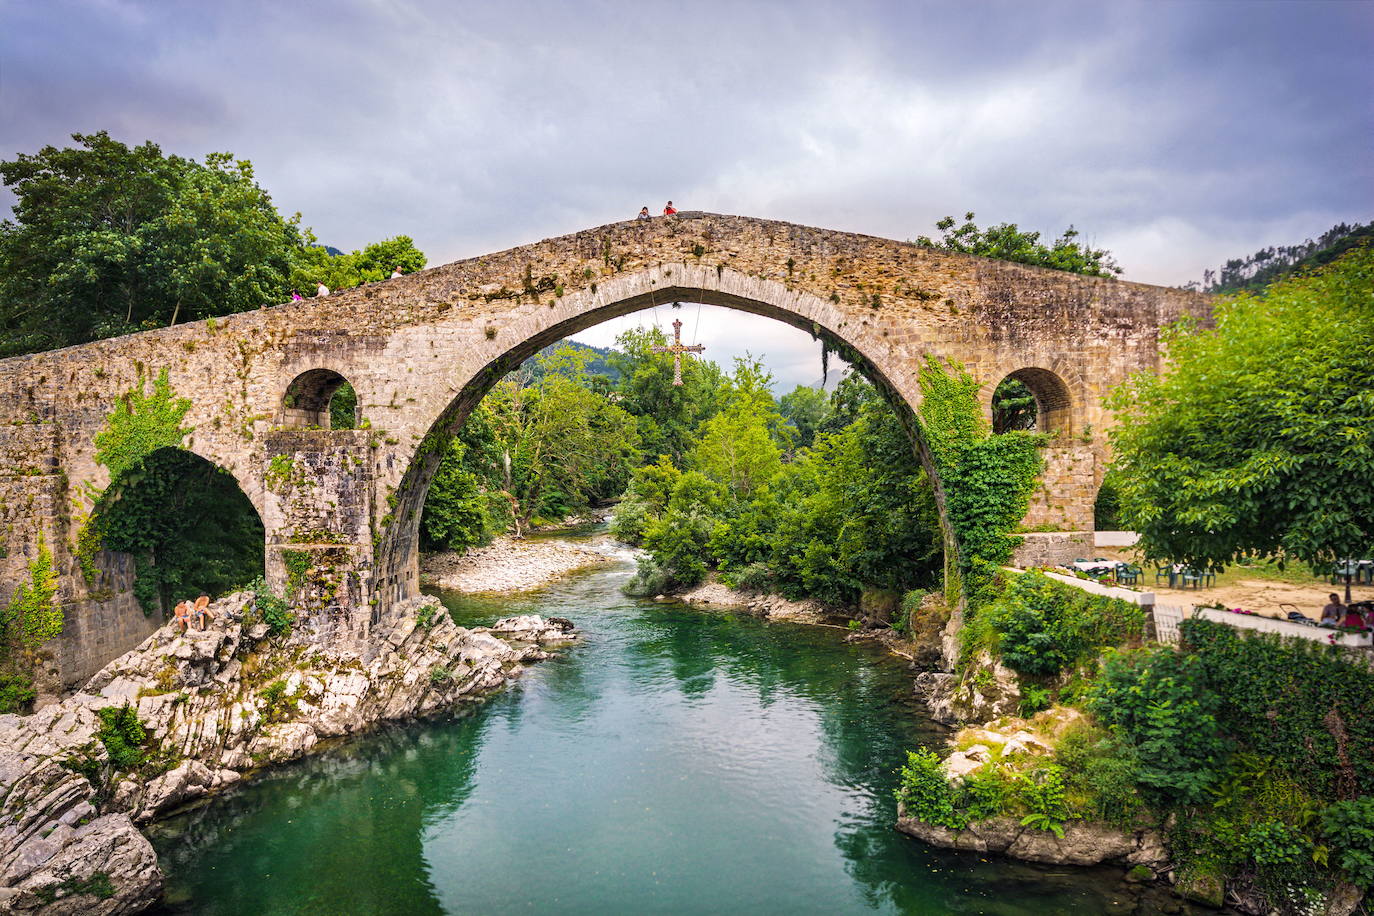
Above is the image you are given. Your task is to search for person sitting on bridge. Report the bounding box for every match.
[173,600,191,634]
[391,266,404,278]
[316,281,330,297]
[637,207,651,220]
[1320,593,1345,626]
[192,595,213,630]
[290,289,303,301]
[663,201,677,215]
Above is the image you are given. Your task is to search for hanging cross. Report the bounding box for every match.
[652,318,705,386]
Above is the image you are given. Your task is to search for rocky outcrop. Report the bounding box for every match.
[678,579,830,625]
[896,809,1169,868]
[0,592,576,915]
[914,650,1021,725]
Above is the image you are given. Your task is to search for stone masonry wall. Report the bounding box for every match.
[0,213,1211,682]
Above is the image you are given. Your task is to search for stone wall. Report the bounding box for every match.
[1010,532,1095,569]
[0,213,1211,682]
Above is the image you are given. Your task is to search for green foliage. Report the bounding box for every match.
[1016,767,1071,837]
[34,872,115,905]
[971,571,1144,676]
[607,326,727,463]
[249,578,293,635]
[1188,221,1373,294]
[778,384,832,450]
[917,358,1045,584]
[991,377,1036,433]
[1093,467,1123,531]
[1179,618,1374,798]
[329,382,357,430]
[415,603,444,629]
[1107,248,1374,574]
[1322,798,1374,888]
[0,132,427,356]
[95,703,147,771]
[915,211,1122,277]
[0,132,302,353]
[0,671,36,714]
[896,749,966,830]
[98,449,264,614]
[2,534,63,654]
[94,370,192,479]
[622,557,675,598]
[1089,646,1228,806]
[1052,723,1145,828]
[259,680,298,724]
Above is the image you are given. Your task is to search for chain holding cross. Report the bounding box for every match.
[652,318,705,386]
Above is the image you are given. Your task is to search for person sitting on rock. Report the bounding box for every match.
[173,600,191,634]
[193,595,212,630]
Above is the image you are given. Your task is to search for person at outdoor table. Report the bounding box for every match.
[1321,594,1344,625]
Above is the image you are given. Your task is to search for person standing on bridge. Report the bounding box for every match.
[663,201,677,215]
[316,281,330,297]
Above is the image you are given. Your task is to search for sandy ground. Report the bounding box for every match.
[421,535,616,594]
[1086,547,1373,620]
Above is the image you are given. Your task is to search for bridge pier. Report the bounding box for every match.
[261,430,379,643]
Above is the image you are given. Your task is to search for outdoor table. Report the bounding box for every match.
[1072,560,1116,577]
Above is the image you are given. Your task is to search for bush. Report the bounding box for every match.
[609,497,653,545]
[1053,723,1144,828]
[622,557,674,598]
[725,561,776,592]
[0,670,35,714]
[95,704,146,771]
[1016,766,1071,837]
[249,579,293,635]
[895,749,966,830]
[1180,618,1374,798]
[640,508,714,589]
[1322,798,1374,888]
[975,571,1144,676]
[1089,647,1227,806]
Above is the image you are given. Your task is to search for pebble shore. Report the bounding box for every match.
[422,535,616,593]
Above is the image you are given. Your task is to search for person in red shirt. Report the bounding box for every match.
[663,201,677,215]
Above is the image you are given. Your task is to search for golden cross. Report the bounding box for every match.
[651,318,705,386]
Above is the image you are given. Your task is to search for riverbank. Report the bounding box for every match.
[0,592,576,915]
[422,535,616,594]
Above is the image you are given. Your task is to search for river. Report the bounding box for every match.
[147,547,1184,914]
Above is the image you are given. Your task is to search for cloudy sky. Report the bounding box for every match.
[2,0,1369,388]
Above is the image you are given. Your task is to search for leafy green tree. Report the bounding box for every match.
[1107,248,1374,586]
[690,397,783,502]
[0,132,302,353]
[419,438,495,552]
[779,384,832,450]
[916,212,1121,277]
[991,378,1037,433]
[608,326,726,462]
[290,231,426,292]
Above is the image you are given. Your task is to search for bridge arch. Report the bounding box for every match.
[282,368,359,429]
[368,263,960,618]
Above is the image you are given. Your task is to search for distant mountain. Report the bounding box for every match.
[519,339,621,382]
[1186,221,1372,294]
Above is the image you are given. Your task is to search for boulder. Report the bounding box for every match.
[895,810,1169,869]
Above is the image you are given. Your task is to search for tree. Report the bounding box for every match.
[779,385,832,450]
[1107,247,1374,593]
[607,325,726,463]
[289,231,426,293]
[916,212,1122,278]
[991,378,1037,433]
[0,132,302,353]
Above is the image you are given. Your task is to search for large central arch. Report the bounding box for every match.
[370,265,964,627]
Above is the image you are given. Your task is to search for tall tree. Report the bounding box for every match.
[607,325,726,463]
[1107,247,1374,590]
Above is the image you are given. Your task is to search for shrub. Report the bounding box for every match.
[95,704,146,771]
[1322,798,1374,888]
[1018,685,1052,718]
[960,766,1012,821]
[895,749,966,830]
[1089,647,1228,806]
[1053,724,1144,828]
[725,561,776,593]
[975,571,1143,677]
[259,680,298,724]
[1016,766,1071,837]
[622,557,674,597]
[0,670,36,714]
[250,579,293,635]
[609,496,653,545]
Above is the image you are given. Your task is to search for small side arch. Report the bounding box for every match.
[282,369,359,429]
[991,367,1075,435]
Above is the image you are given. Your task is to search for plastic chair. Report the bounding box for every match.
[1179,568,1203,589]
[1154,564,1174,588]
[1117,564,1141,586]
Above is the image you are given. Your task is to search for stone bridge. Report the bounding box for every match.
[0,213,1209,686]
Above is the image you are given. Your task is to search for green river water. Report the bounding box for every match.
[148,544,1193,915]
